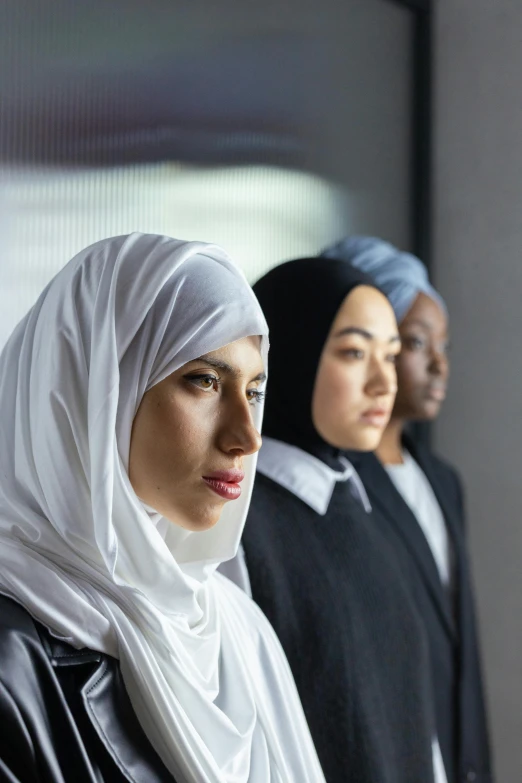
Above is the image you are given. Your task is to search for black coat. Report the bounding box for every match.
[242,472,437,783]
[0,595,175,783]
[349,436,492,783]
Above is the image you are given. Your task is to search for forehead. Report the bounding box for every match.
[201,336,265,374]
[331,285,397,335]
[401,292,448,331]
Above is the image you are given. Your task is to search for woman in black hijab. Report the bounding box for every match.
[229,258,444,783]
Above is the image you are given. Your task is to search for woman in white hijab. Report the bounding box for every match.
[0,232,325,783]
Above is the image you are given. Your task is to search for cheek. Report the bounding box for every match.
[313,360,362,423]
[154,398,212,469]
[394,355,437,419]
[130,392,212,487]
[396,353,426,392]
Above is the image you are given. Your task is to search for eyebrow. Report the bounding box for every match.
[333,326,401,344]
[194,355,266,383]
[402,318,432,331]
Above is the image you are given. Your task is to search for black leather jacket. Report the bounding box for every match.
[0,595,176,782]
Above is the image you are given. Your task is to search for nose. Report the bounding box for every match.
[218,396,263,457]
[428,347,449,378]
[365,355,397,398]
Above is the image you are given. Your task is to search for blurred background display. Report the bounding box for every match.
[0,0,416,346]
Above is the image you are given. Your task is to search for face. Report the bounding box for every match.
[129,336,265,531]
[312,285,400,451]
[393,292,449,421]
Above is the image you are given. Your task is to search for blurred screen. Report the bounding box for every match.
[1,0,414,346]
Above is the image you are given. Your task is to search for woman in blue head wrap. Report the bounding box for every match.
[321,236,493,783]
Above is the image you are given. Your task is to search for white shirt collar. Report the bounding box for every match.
[257,436,372,515]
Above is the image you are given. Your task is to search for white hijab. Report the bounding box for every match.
[0,233,325,783]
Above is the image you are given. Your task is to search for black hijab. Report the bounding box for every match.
[253,257,381,466]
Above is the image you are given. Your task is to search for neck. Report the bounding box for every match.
[376,417,405,465]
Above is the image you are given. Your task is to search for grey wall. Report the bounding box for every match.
[433,3,522,781]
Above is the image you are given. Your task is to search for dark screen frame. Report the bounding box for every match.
[385,0,433,446]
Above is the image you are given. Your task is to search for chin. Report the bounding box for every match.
[411,401,442,422]
[163,504,223,532]
[341,428,384,453]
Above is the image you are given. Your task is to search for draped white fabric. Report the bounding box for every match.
[0,233,325,783]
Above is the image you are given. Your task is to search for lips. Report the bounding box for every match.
[426,385,446,401]
[359,408,390,428]
[202,469,245,501]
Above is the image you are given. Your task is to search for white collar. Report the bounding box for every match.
[257,436,372,515]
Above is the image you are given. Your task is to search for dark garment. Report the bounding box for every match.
[0,595,175,783]
[349,436,492,783]
[242,472,436,783]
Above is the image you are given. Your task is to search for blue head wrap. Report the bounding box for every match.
[320,236,446,323]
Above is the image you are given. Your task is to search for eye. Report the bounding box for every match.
[386,353,399,364]
[185,373,221,392]
[246,388,265,406]
[405,336,425,351]
[341,348,365,360]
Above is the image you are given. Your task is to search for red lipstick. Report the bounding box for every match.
[202,469,245,500]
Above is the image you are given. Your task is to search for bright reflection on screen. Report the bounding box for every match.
[0,163,352,347]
